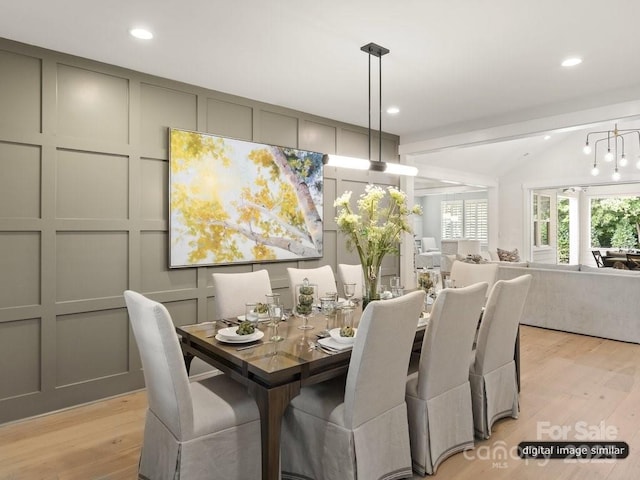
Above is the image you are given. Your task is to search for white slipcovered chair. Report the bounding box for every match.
[211,269,272,319]
[337,263,364,300]
[470,274,532,439]
[286,265,337,305]
[415,237,441,268]
[439,239,482,278]
[123,290,261,480]
[406,282,488,476]
[281,290,426,480]
[449,260,498,296]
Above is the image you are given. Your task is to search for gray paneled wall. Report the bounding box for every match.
[0,37,400,423]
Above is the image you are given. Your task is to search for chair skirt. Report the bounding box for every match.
[470,361,519,439]
[406,381,474,476]
[281,399,412,480]
[138,410,261,480]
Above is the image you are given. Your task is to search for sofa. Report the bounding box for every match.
[496,262,640,344]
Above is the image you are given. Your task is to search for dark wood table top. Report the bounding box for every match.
[176,307,426,480]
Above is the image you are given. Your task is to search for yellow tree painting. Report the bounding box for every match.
[169,129,324,267]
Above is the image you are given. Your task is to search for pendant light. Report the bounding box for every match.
[323,42,418,176]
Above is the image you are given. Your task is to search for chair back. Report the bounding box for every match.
[337,263,365,300]
[344,291,425,429]
[450,260,498,294]
[421,237,439,252]
[627,253,640,269]
[212,270,272,319]
[472,275,532,375]
[124,290,193,439]
[592,250,605,268]
[457,239,481,257]
[417,283,487,400]
[287,265,337,304]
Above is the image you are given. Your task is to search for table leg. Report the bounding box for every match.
[248,382,301,480]
[183,352,194,374]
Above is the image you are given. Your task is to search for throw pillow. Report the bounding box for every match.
[497,247,520,262]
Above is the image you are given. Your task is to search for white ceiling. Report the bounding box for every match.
[3,0,640,142]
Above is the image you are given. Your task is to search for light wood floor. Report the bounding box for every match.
[2,325,640,479]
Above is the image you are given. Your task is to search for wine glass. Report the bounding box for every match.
[344,283,356,307]
[265,293,281,306]
[268,303,284,355]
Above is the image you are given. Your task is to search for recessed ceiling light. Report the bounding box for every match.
[544,135,551,140]
[561,57,582,67]
[386,106,400,115]
[130,28,153,40]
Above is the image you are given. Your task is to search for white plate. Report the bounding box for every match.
[329,327,357,344]
[215,329,264,344]
[417,315,429,329]
[318,336,354,352]
[237,313,270,321]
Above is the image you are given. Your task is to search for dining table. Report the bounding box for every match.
[176,306,426,480]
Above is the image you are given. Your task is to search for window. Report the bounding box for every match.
[441,200,463,239]
[533,193,550,247]
[441,199,487,241]
[464,199,488,242]
[590,196,640,249]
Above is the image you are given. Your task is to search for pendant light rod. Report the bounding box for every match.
[323,42,417,177]
[361,42,389,165]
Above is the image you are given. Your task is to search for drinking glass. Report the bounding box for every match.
[319,296,336,336]
[265,293,281,306]
[268,303,284,340]
[341,306,355,329]
[245,302,259,325]
[390,276,401,290]
[344,283,356,307]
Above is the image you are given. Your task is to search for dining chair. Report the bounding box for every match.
[626,252,640,270]
[592,250,605,267]
[406,282,488,476]
[211,269,272,319]
[337,263,364,300]
[449,260,498,295]
[286,265,337,305]
[470,275,532,439]
[123,290,261,480]
[280,290,426,480]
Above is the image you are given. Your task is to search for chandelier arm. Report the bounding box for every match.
[585,130,615,142]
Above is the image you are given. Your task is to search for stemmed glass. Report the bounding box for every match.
[267,302,284,355]
[344,283,356,307]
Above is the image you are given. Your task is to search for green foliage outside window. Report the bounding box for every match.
[590,197,640,249]
[557,198,570,263]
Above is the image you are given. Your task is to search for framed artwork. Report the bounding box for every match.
[169,128,324,267]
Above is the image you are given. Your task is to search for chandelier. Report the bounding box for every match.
[323,43,418,176]
[583,123,640,181]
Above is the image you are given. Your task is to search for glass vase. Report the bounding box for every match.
[362,264,382,309]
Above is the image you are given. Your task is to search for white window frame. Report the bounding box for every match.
[441,200,463,239]
[463,199,488,243]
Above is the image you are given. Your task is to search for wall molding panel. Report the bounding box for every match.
[0,37,399,423]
